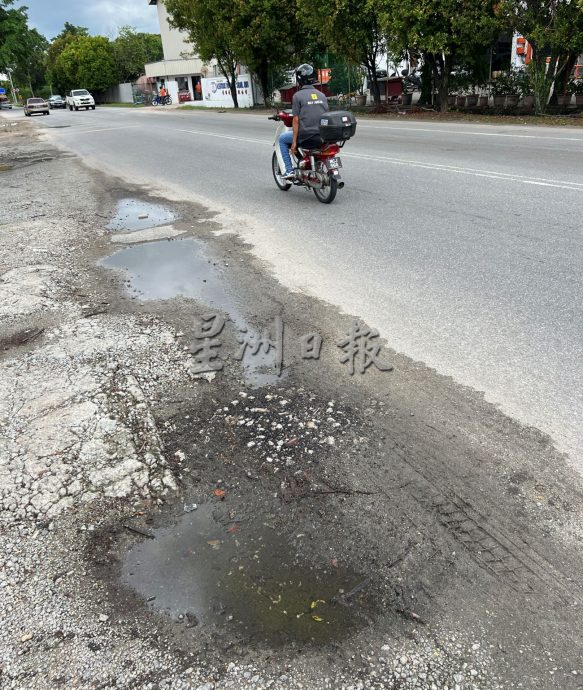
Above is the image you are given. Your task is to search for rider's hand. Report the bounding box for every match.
[291,143,297,155]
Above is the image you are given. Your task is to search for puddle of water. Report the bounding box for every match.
[107,198,176,232]
[122,503,371,645]
[102,238,232,304]
[101,238,282,386]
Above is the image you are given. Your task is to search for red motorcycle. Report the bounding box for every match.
[269,109,356,204]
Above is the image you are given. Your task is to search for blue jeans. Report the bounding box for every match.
[278,131,294,175]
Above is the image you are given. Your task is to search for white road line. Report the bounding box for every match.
[178,127,583,191]
[177,128,269,145]
[56,124,140,135]
[343,151,583,190]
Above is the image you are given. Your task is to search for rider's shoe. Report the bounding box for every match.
[283,171,296,180]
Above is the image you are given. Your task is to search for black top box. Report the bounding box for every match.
[319,110,357,142]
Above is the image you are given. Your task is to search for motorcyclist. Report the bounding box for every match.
[279,64,329,180]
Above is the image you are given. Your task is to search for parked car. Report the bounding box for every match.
[0,98,12,110]
[48,95,66,109]
[66,89,96,111]
[24,98,49,116]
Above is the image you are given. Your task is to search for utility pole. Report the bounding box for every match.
[6,67,17,105]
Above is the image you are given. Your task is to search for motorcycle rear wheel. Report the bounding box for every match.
[313,162,338,204]
[272,152,291,191]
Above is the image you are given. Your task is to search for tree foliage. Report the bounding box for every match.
[113,26,163,83]
[47,23,90,93]
[379,0,501,111]
[165,0,242,106]
[1,1,50,99]
[166,0,305,105]
[498,0,583,112]
[54,35,118,93]
[0,0,28,68]
[232,0,306,104]
[297,0,385,104]
[12,27,48,97]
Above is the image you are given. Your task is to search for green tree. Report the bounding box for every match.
[297,0,385,105]
[0,0,28,69]
[232,0,307,104]
[380,0,501,111]
[113,26,162,83]
[166,0,306,105]
[499,0,583,113]
[327,58,365,96]
[165,0,242,107]
[1,2,50,99]
[55,35,118,93]
[47,23,89,93]
[12,27,48,97]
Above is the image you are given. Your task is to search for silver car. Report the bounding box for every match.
[48,95,66,109]
[24,98,49,116]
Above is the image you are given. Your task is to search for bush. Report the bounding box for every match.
[489,69,522,96]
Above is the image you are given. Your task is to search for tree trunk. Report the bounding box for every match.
[416,56,433,107]
[530,46,553,114]
[229,75,239,108]
[256,59,270,107]
[548,52,577,105]
[218,58,239,108]
[429,53,450,113]
[365,59,380,106]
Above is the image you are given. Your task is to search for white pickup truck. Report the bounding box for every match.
[66,89,96,111]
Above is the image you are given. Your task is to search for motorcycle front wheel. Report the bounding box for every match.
[313,162,338,204]
[272,152,291,191]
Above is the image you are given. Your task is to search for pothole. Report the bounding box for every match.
[101,238,282,386]
[122,502,374,646]
[107,198,176,232]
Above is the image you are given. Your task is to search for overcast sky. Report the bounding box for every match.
[15,0,160,40]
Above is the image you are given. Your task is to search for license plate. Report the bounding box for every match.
[326,157,342,170]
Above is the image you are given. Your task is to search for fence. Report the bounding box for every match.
[132,83,157,106]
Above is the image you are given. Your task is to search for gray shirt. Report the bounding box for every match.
[292,85,329,141]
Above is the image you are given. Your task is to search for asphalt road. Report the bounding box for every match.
[9,106,583,467]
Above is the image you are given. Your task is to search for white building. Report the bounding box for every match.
[145,0,255,107]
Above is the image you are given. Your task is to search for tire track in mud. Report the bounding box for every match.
[393,450,583,606]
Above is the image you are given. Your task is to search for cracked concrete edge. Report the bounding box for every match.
[0,312,197,527]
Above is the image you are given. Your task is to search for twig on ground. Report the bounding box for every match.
[124,524,155,539]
